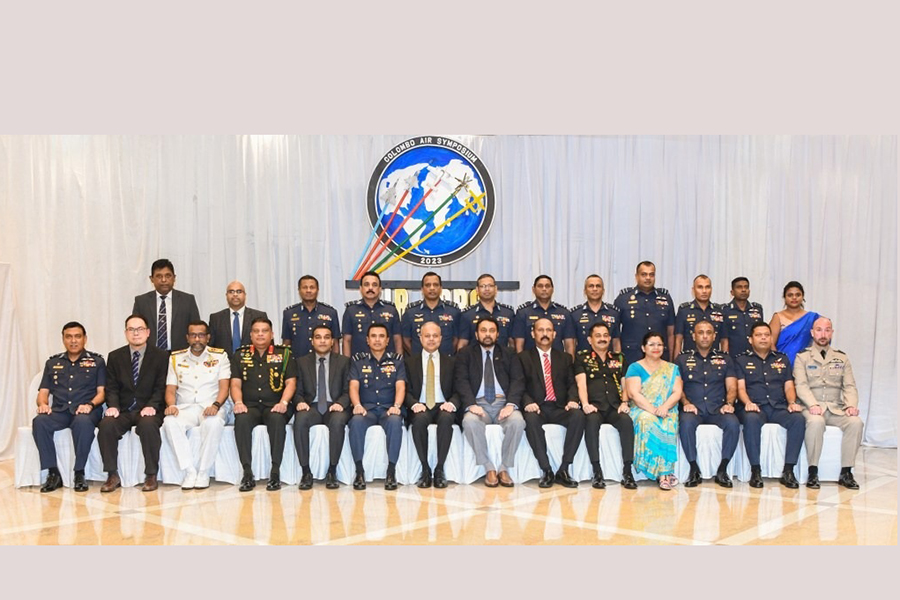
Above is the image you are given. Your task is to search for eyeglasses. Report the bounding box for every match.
[126,327,148,334]
[226,290,245,295]
[187,333,209,339]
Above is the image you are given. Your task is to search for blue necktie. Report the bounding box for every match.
[157,295,168,350]
[232,311,241,352]
[129,351,140,411]
[484,350,496,402]
[317,357,328,414]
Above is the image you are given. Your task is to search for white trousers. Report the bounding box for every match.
[162,404,227,473]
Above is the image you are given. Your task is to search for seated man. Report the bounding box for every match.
[231,317,298,492]
[348,323,407,491]
[455,317,525,487]
[509,318,585,488]
[674,320,740,488]
[98,315,169,492]
[793,317,864,489]
[404,322,459,489]
[32,321,106,493]
[161,320,231,490]
[574,322,637,490]
[293,325,351,490]
[735,322,806,488]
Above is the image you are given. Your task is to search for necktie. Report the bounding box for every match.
[157,295,168,350]
[821,349,827,359]
[232,311,241,353]
[426,353,436,409]
[542,352,556,402]
[130,351,140,411]
[484,350,496,402]
[317,357,328,414]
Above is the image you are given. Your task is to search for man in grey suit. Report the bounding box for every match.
[132,258,200,352]
[293,324,351,490]
[208,280,268,357]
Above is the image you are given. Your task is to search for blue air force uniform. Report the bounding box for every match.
[348,351,407,465]
[568,301,620,353]
[675,301,725,353]
[342,298,401,355]
[401,299,461,355]
[722,300,765,357]
[281,301,340,357]
[613,287,676,364]
[734,350,805,467]
[458,301,515,348]
[511,300,572,352]
[32,350,106,473]
[674,349,740,464]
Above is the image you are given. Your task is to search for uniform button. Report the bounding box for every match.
[68,387,72,391]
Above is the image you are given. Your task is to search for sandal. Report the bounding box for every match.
[658,477,672,491]
[668,475,679,487]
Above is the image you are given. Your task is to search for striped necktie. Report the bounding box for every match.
[542,351,556,402]
[157,295,168,350]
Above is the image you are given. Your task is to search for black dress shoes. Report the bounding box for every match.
[40,471,63,493]
[806,474,820,489]
[433,467,447,489]
[838,471,860,490]
[591,471,606,490]
[538,469,554,488]
[714,471,733,488]
[416,469,433,489]
[621,471,637,490]
[239,472,256,492]
[555,469,578,488]
[779,470,799,489]
[324,471,339,489]
[384,471,398,491]
[266,475,282,491]
[298,472,313,490]
[685,468,702,488]
[749,470,764,488]
[74,472,89,492]
[353,471,366,490]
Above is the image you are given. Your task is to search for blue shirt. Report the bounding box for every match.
[39,350,106,414]
[281,301,341,358]
[341,299,401,356]
[614,287,676,363]
[458,301,515,348]
[401,299,461,355]
[568,301,620,352]
[675,349,735,416]
[734,350,793,408]
[511,300,572,352]
[722,300,765,357]
[349,351,407,407]
[675,300,725,352]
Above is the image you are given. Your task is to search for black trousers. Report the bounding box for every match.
[292,407,350,467]
[234,404,291,474]
[523,403,586,472]
[33,408,103,471]
[584,404,634,465]
[98,410,163,475]
[408,405,456,470]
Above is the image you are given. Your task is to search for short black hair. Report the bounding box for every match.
[150,258,175,275]
[61,321,86,335]
[250,316,273,330]
[731,276,749,288]
[298,275,319,288]
[421,271,442,286]
[750,321,771,335]
[588,321,611,336]
[476,316,498,331]
[533,274,553,287]
[125,314,149,328]
[360,271,381,285]
[693,274,711,284]
[636,260,655,273]
[367,322,389,336]
[692,319,715,333]
[312,324,333,338]
[476,273,496,286]
[187,320,210,334]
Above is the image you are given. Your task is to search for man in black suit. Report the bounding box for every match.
[509,318,585,488]
[98,314,169,492]
[404,321,459,488]
[132,258,201,352]
[455,316,525,487]
[208,280,269,357]
[293,325,351,490]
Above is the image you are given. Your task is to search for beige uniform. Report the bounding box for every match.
[793,346,863,467]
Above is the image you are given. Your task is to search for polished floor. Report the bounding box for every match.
[1,447,895,545]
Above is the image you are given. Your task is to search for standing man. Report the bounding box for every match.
[674,320,740,488]
[721,277,764,358]
[98,314,169,492]
[231,317,298,492]
[282,275,340,358]
[793,317,864,489]
[32,321,106,493]
[209,280,268,358]
[574,322,636,490]
[735,322,806,488]
[404,322,459,489]
[512,275,573,353]
[401,271,460,356]
[457,273,515,350]
[614,261,676,365]
[162,321,231,490]
[674,274,725,359]
[455,317,525,487]
[293,325,351,490]
[132,258,201,352]
[348,323,407,491]
[569,274,621,356]
[509,318,584,488]
[342,271,403,356]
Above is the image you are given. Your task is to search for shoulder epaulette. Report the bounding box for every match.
[516,301,531,311]
[575,348,591,357]
[602,301,616,310]
[549,301,566,310]
[678,301,691,309]
[407,300,423,309]
[49,352,65,359]
[319,301,334,309]
[284,302,301,311]
[85,350,104,358]
[618,287,635,296]
[834,349,846,355]
[461,304,476,313]
[752,302,763,309]
[712,302,725,310]
[170,348,188,355]
[796,348,811,355]
[740,349,754,356]
[351,352,371,361]
[569,303,585,312]
[345,299,361,307]
[497,302,513,311]
[208,347,226,354]
[657,287,669,296]
[442,299,459,308]
[384,351,399,359]
[382,299,395,306]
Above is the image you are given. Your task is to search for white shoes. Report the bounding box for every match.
[194,471,210,489]
[181,468,198,490]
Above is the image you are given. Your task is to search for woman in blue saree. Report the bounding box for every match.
[769,281,819,365]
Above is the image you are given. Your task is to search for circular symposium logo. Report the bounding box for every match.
[365,136,495,268]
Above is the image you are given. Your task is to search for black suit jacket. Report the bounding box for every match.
[508,348,577,409]
[294,351,351,410]
[453,343,514,409]
[208,306,268,357]
[104,344,168,412]
[404,352,460,410]
[133,289,201,351]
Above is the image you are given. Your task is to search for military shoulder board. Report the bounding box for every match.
[569,303,585,312]
[657,288,669,296]
[516,302,532,311]
[679,301,691,309]
[618,287,635,296]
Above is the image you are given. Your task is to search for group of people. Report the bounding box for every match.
[32,259,864,493]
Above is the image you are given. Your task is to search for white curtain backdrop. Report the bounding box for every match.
[0,135,895,457]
